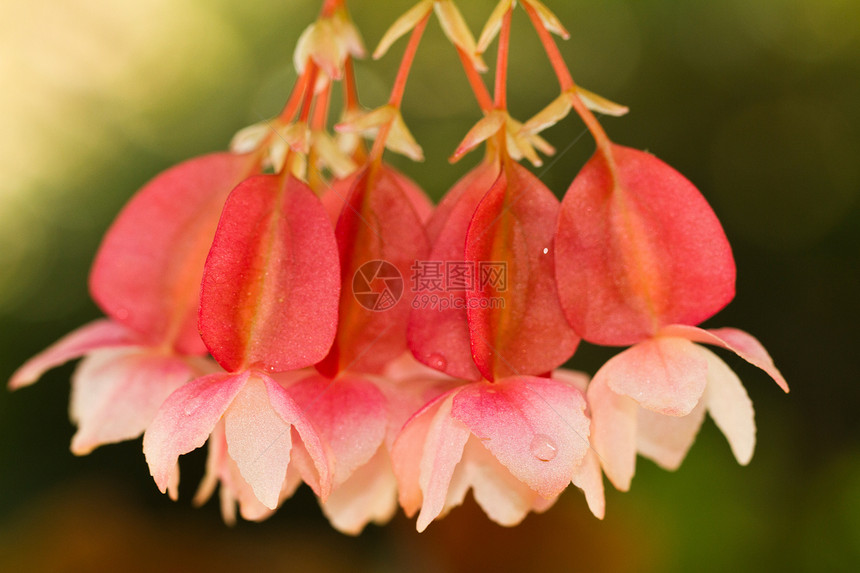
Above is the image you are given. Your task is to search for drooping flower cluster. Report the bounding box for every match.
[9,0,788,534]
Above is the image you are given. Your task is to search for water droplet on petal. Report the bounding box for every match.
[428,353,447,371]
[542,247,549,254]
[530,434,558,462]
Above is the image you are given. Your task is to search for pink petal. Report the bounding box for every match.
[701,347,756,465]
[194,422,275,525]
[600,336,708,416]
[223,374,295,510]
[143,371,249,493]
[571,449,606,519]
[91,153,254,354]
[415,394,471,532]
[459,436,557,527]
[9,320,140,390]
[390,390,468,528]
[287,373,387,488]
[451,376,590,499]
[661,324,789,393]
[587,375,638,491]
[263,375,333,500]
[320,446,398,535]
[551,367,590,394]
[69,348,195,455]
[318,165,430,376]
[636,394,707,470]
[199,174,340,373]
[465,160,579,380]
[556,144,735,346]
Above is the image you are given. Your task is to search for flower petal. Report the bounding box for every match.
[91,153,253,355]
[373,0,433,60]
[318,166,430,376]
[587,375,638,491]
[391,390,467,528]
[571,448,606,519]
[465,160,579,380]
[477,0,514,54]
[69,348,196,455]
[408,161,500,381]
[556,144,736,345]
[434,0,487,71]
[452,376,590,499]
[661,324,789,393]
[461,435,557,527]
[320,447,398,535]
[600,336,708,416]
[287,374,387,488]
[199,174,340,373]
[701,346,756,465]
[450,110,506,163]
[9,319,139,390]
[263,375,333,500]
[636,393,707,470]
[523,0,569,39]
[143,371,249,493]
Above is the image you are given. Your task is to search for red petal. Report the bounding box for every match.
[9,319,140,390]
[287,373,388,488]
[465,160,579,380]
[318,165,430,376]
[91,153,255,354]
[408,161,499,381]
[556,144,735,346]
[199,174,340,373]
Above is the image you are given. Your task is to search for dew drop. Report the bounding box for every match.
[428,353,447,371]
[530,434,558,462]
[542,247,549,254]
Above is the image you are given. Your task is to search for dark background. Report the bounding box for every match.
[1,1,858,571]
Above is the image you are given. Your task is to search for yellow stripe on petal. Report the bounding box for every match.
[450,110,506,163]
[576,86,629,117]
[335,105,396,133]
[434,0,487,71]
[477,0,514,54]
[521,91,573,135]
[523,0,569,39]
[387,112,425,161]
[373,0,433,59]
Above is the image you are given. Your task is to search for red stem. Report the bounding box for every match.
[521,1,613,154]
[493,8,513,110]
[369,12,430,163]
[456,46,493,113]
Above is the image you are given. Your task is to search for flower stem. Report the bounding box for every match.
[456,46,493,113]
[521,1,613,156]
[493,7,513,111]
[370,11,430,164]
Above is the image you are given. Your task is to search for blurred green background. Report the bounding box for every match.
[1,0,858,571]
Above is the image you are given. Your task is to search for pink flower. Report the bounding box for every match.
[143,172,341,507]
[9,152,255,452]
[392,372,598,531]
[587,325,788,490]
